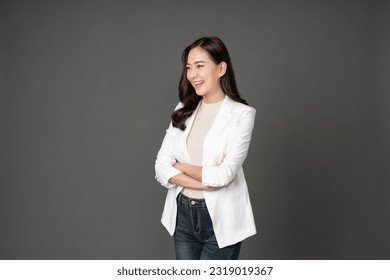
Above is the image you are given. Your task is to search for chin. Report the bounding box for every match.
[194,91,205,97]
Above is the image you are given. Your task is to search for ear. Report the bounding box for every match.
[218,61,227,77]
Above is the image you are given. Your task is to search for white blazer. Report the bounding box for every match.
[155,95,257,248]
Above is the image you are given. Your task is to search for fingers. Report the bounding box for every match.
[205,186,222,192]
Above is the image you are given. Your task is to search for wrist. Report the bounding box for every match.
[173,161,183,172]
[178,162,187,173]
[183,163,189,172]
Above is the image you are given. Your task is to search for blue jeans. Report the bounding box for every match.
[174,193,242,260]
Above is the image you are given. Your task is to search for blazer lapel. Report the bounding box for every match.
[203,96,233,148]
[180,96,233,164]
[180,102,201,163]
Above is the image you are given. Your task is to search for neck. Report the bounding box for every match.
[203,89,225,104]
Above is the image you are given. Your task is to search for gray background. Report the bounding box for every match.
[1,0,389,259]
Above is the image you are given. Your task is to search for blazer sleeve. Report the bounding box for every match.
[154,103,183,188]
[202,106,256,187]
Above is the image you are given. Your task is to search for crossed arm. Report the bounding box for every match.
[155,105,255,191]
[169,162,220,192]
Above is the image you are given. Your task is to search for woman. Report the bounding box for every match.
[155,36,257,260]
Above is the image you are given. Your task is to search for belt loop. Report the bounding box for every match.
[177,193,181,206]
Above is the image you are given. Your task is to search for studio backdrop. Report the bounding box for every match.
[1,0,389,259]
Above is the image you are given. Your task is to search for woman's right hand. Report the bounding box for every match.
[204,186,223,192]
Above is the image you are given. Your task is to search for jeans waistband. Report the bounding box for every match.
[177,193,207,207]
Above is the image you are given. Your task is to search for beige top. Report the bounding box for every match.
[182,99,223,198]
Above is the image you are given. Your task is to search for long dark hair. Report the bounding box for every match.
[171,36,248,131]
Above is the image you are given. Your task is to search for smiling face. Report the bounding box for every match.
[186,47,226,103]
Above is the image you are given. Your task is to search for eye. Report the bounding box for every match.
[197,65,204,68]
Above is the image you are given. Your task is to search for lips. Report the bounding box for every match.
[193,81,203,89]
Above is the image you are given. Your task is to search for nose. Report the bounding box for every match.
[188,68,198,80]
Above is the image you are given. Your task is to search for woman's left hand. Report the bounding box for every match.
[173,161,184,172]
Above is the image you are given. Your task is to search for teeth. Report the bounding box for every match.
[194,81,203,85]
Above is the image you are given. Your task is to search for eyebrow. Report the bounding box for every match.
[186,60,206,65]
